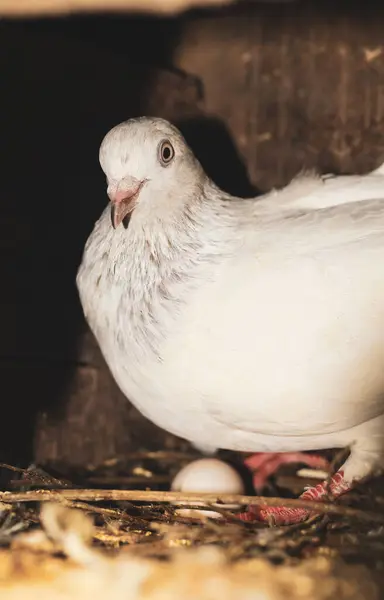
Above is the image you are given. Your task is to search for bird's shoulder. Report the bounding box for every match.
[220,169,384,262]
[257,167,384,214]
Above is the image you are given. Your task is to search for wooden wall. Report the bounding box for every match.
[175,2,384,190]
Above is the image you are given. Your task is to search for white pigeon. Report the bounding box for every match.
[77,116,384,524]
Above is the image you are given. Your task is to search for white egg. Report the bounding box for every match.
[171,458,245,519]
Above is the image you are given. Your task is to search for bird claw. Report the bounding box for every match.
[236,471,349,526]
[244,451,331,493]
[236,504,312,525]
[258,506,311,526]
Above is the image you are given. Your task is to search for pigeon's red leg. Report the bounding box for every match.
[238,470,351,525]
[244,451,330,493]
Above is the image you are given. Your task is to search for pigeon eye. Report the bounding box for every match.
[158,140,175,166]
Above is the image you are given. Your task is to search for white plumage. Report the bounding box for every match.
[77,117,384,521]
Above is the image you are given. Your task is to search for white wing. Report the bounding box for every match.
[257,162,384,213]
[162,173,384,440]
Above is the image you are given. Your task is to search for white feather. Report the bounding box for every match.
[77,117,384,486]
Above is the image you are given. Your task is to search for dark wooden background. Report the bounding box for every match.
[1,0,384,472]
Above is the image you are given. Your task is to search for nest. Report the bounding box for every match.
[0,451,383,599]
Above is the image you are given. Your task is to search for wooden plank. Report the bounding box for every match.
[176,3,384,190]
[0,0,233,17]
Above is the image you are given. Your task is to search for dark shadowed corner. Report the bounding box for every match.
[0,8,258,478]
[0,13,189,475]
[176,115,259,197]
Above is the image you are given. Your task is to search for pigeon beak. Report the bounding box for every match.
[108,178,144,229]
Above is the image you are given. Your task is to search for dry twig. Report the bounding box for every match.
[0,488,383,523]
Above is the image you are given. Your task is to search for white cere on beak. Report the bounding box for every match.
[171,458,245,519]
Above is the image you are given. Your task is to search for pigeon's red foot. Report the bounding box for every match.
[239,504,310,525]
[237,471,351,525]
[244,451,331,493]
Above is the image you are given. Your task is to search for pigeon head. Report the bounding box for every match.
[99,117,206,229]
